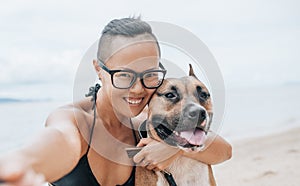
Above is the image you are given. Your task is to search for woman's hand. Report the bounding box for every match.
[133,138,183,171]
[0,160,45,186]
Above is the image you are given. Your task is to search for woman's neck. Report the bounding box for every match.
[95,91,131,128]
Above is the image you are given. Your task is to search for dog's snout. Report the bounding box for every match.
[185,104,206,121]
[200,109,206,120]
[188,106,199,119]
[193,109,206,121]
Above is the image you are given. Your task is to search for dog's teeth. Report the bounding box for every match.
[173,131,180,136]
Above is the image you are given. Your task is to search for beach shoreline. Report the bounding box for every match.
[213,126,300,186]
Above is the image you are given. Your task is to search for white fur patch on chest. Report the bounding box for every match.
[156,156,209,186]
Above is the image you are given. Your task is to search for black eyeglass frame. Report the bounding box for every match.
[97,59,167,89]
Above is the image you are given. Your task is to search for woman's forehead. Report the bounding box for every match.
[109,34,158,54]
[106,39,160,70]
[110,57,159,72]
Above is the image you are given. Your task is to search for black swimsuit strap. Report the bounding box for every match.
[85,84,101,155]
[85,83,139,155]
[85,104,97,155]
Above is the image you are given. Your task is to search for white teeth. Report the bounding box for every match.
[125,98,142,104]
[173,131,180,136]
[200,120,207,127]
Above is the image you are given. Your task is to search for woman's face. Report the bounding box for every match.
[97,40,160,118]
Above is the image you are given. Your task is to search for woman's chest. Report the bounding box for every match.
[87,150,135,186]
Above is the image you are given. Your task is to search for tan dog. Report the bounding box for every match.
[136,64,216,186]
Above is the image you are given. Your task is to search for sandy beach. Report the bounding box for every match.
[213,127,300,186]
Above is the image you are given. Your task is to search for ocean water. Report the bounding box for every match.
[0,101,67,153]
[219,84,300,140]
[0,84,300,153]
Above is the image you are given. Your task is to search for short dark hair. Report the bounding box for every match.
[97,17,160,62]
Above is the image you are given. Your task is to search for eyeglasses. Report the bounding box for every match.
[98,59,167,89]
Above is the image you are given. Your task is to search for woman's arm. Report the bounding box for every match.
[134,133,232,170]
[0,107,83,183]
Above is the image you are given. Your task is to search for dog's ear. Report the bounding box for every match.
[189,64,198,79]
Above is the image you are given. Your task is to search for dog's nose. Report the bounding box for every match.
[188,107,199,118]
[200,109,206,120]
[186,104,206,121]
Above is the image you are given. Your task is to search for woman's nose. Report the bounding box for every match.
[130,78,145,93]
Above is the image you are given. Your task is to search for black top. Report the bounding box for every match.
[50,118,137,186]
[50,154,135,186]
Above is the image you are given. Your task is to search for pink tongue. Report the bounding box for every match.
[180,129,205,146]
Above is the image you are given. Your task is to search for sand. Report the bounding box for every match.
[213,127,300,186]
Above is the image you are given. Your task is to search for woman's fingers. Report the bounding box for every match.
[0,163,45,186]
[134,138,156,163]
[144,162,157,171]
[133,138,183,171]
[19,170,45,186]
[0,163,24,184]
[136,138,153,147]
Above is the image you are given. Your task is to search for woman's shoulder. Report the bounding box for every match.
[46,98,94,127]
[45,98,95,155]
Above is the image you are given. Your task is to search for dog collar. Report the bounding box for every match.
[161,170,177,186]
[138,120,148,139]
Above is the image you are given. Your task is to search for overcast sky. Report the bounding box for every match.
[0,0,299,100]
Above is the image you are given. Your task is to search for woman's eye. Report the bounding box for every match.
[116,73,132,78]
[145,72,157,78]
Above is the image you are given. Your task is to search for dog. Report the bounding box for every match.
[137,64,216,186]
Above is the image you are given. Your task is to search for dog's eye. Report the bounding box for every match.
[199,92,210,100]
[196,86,210,101]
[165,92,176,99]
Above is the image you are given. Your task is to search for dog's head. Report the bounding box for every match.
[147,64,213,152]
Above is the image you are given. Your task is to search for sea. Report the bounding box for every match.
[0,84,300,153]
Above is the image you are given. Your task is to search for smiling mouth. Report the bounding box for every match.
[153,120,208,148]
[124,97,143,105]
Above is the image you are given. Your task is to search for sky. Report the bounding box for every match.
[0,0,299,101]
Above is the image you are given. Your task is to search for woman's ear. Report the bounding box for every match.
[93,59,101,72]
[93,59,102,79]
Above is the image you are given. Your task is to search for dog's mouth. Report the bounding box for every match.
[153,120,207,149]
[175,127,206,148]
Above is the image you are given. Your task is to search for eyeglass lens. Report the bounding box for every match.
[112,71,164,88]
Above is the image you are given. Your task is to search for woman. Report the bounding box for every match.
[0,17,231,186]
